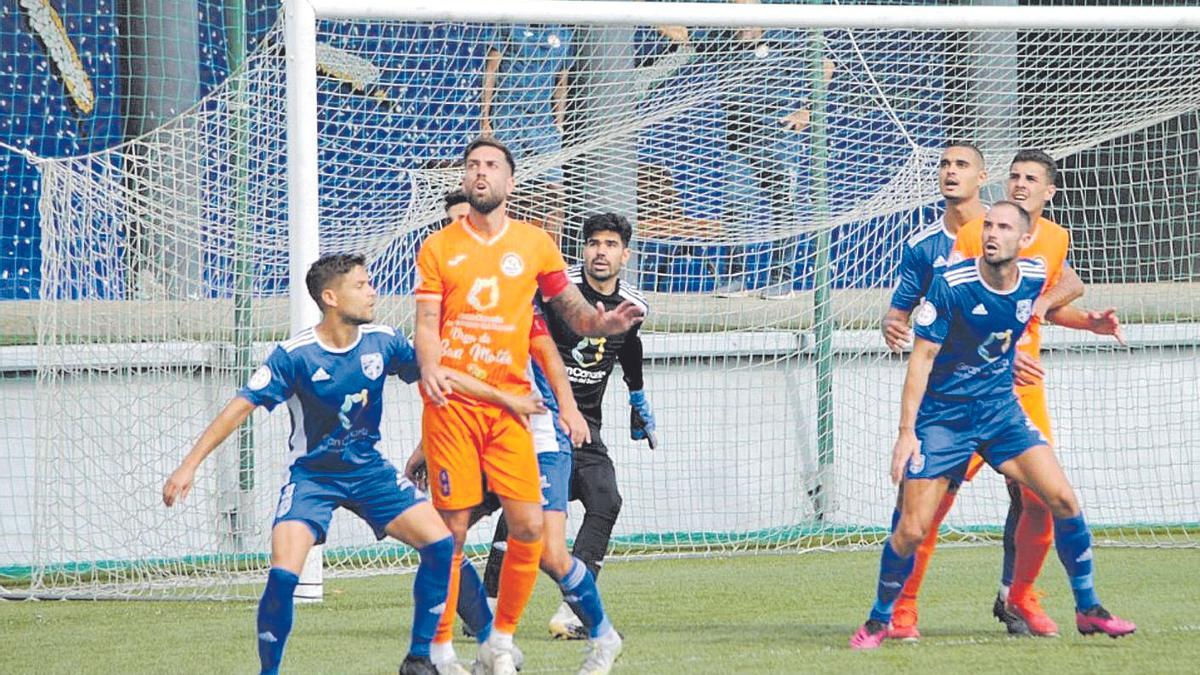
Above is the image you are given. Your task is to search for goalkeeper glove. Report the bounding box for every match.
[628,390,657,449]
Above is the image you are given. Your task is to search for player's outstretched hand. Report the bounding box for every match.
[890,430,920,485]
[1012,350,1046,386]
[405,443,428,492]
[629,390,658,449]
[162,464,196,507]
[420,366,454,406]
[500,393,548,429]
[558,404,591,447]
[596,300,645,336]
[1087,308,1126,346]
[882,315,912,353]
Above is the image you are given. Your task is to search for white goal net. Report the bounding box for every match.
[3,1,1199,599]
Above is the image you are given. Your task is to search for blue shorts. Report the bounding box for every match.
[538,451,573,512]
[908,394,1049,483]
[272,461,425,544]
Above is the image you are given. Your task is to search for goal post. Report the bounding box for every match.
[4,1,1200,601]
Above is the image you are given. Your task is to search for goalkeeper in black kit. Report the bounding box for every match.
[481,212,656,640]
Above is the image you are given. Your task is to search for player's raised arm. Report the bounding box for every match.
[546,283,644,338]
[1032,263,1084,322]
[163,396,256,506]
[1046,304,1126,346]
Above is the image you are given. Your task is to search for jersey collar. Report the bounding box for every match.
[459,216,511,246]
[975,258,1022,296]
[312,325,363,354]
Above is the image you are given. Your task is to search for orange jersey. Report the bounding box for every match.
[415,217,568,397]
[952,215,1071,357]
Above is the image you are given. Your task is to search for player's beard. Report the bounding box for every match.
[343,307,374,326]
[467,186,505,215]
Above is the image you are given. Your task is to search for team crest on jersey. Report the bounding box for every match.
[976,329,1014,363]
[466,276,500,311]
[248,365,272,390]
[914,299,937,327]
[1015,299,1033,323]
[948,251,966,265]
[361,352,384,380]
[500,252,524,277]
[572,336,606,367]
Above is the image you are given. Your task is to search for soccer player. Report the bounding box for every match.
[430,185,619,671]
[414,137,643,675]
[883,148,1121,641]
[948,149,1122,636]
[161,254,545,675]
[479,213,653,641]
[850,201,1136,650]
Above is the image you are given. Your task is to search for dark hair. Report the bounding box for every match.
[1011,149,1058,186]
[443,189,468,214]
[306,253,366,310]
[463,135,516,173]
[944,141,985,166]
[990,199,1032,232]
[582,212,633,246]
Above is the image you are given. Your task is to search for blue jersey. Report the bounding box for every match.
[238,325,420,473]
[890,222,956,312]
[913,258,1047,400]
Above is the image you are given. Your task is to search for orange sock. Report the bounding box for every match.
[1009,484,1053,603]
[434,551,462,644]
[492,537,543,634]
[895,489,958,612]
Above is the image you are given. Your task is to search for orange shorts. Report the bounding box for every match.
[421,398,539,510]
[962,384,1054,482]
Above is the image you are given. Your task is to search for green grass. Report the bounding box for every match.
[3,547,1197,674]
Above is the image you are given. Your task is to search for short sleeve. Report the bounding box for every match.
[889,245,925,312]
[414,237,443,303]
[913,275,953,345]
[238,346,294,410]
[535,232,570,299]
[389,332,421,384]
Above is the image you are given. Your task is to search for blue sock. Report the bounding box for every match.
[869,539,915,624]
[257,567,299,675]
[889,507,901,533]
[1053,514,1100,611]
[411,536,454,658]
[456,555,493,643]
[1000,482,1022,589]
[558,557,612,639]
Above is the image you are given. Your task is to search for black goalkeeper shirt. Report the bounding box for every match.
[543,267,649,447]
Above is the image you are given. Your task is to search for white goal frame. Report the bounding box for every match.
[280,0,1200,600]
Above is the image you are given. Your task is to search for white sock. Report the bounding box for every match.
[999,584,1011,602]
[430,642,456,665]
[489,630,514,651]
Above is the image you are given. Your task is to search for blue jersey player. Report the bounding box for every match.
[163,254,543,675]
[851,202,1136,649]
[882,142,988,353]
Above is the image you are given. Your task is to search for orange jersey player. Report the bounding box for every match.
[412,136,642,674]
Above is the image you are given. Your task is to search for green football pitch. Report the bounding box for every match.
[3,547,1196,674]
